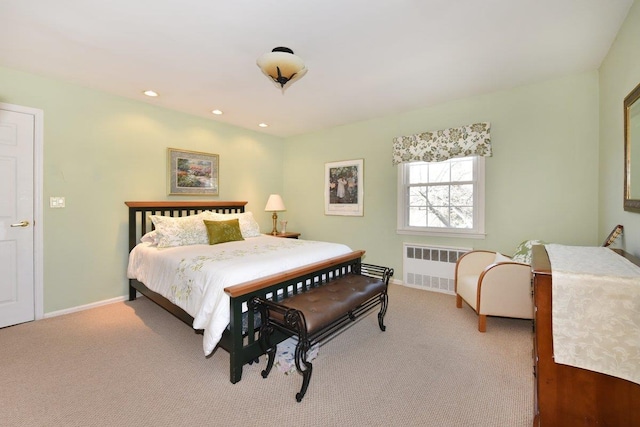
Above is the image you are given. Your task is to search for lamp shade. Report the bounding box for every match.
[264,194,286,211]
[257,47,307,93]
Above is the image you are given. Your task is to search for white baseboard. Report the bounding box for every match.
[43,295,129,319]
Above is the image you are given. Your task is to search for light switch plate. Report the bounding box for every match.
[50,197,65,208]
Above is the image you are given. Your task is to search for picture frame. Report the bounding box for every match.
[167,148,219,196]
[325,159,364,216]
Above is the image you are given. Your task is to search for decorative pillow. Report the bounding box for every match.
[203,219,245,245]
[150,213,210,248]
[511,240,545,264]
[494,252,512,264]
[206,211,261,238]
[140,230,158,245]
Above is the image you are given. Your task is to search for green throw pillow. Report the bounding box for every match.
[203,219,245,245]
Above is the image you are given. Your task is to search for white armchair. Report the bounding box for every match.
[455,250,533,332]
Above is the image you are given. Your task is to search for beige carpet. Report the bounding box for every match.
[0,284,533,427]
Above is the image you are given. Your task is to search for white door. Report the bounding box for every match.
[0,107,35,328]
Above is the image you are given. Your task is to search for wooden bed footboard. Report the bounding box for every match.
[222,250,365,383]
[125,201,365,384]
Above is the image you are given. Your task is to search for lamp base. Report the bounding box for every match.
[271,212,278,235]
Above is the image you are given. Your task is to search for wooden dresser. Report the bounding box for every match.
[531,245,640,426]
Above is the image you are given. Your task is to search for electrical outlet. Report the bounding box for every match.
[50,197,65,208]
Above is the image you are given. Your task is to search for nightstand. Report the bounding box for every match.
[271,232,300,239]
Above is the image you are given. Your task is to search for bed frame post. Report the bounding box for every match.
[128,206,138,301]
[229,298,245,383]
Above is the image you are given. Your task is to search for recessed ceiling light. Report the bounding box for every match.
[258,123,269,128]
[143,90,158,97]
[211,109,223,115]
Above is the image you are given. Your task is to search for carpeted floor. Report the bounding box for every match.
[0,284,534,426]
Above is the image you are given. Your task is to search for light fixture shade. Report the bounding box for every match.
[257,47,307,93]
[264,194,286,211]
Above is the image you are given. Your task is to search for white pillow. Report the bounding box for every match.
[494,252,512,264]
[140,230,158,245]
[206,211,262,238]
[150,212,210,248]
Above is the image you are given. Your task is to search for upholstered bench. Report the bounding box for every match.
[251,263,393,402]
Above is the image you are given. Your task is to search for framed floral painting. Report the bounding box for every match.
[167,148,219,195]
[325,159,363,216]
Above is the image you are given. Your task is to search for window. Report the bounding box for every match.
[397,156,485,238]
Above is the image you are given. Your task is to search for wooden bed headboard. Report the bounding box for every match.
[124,201,247,252]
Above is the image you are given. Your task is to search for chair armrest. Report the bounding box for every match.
[477,262,533,318]
[455,250,497,279]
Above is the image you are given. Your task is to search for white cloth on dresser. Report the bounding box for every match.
[545,244,640,385]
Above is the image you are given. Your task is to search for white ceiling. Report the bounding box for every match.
[0,0,633,137]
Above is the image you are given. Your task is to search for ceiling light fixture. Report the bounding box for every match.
[211,109,223,115]
[143,90,158,97]
[257,47,307,94]
[258,123,269,128]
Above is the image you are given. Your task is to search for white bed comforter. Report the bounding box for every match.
[127,235,352,355]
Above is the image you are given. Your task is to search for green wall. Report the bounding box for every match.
[283,73,600,276]
[3,23,627,312]
[0,66,284,312]
[599,0,640,257]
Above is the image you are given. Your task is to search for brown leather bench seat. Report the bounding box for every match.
[269,274,387,335]
[252,263,393,402]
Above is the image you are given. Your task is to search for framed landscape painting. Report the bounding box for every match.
[167,148,219,195]
[325,159,364,216]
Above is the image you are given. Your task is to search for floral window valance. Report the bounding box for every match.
[392,122,492,165]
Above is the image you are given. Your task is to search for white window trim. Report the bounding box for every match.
[396,157,486,239]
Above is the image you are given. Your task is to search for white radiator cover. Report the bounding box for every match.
[402,243,470,295]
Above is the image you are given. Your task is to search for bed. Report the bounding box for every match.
[125,201,364,384]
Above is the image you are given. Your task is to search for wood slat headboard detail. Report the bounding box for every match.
[124,201,247,252]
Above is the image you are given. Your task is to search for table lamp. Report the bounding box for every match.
[264,194,286,235]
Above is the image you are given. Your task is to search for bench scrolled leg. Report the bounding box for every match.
[260,325,276,379]
[378,291,389,331]
[285,309,314,402]
[250,297,277,379]
[294,336,313,402]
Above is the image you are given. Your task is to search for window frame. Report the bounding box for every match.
[396,156,486,239]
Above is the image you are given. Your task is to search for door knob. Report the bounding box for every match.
[10,220,30,227]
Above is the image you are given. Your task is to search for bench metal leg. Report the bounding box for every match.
[294,336,313,402]
[261,332,276,379]
[257,319,276,379]
[378,291,389,331]
[252,297,276,379]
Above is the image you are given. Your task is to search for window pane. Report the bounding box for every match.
[409,186,427,206]
[409,207,427,227]
[428,162,450,183]
[451,159,473,182]
[427,185,449,206]
[427,206,449,227]
[450,184,473,206]
[408,164,429,184]
[450,207,473,228]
